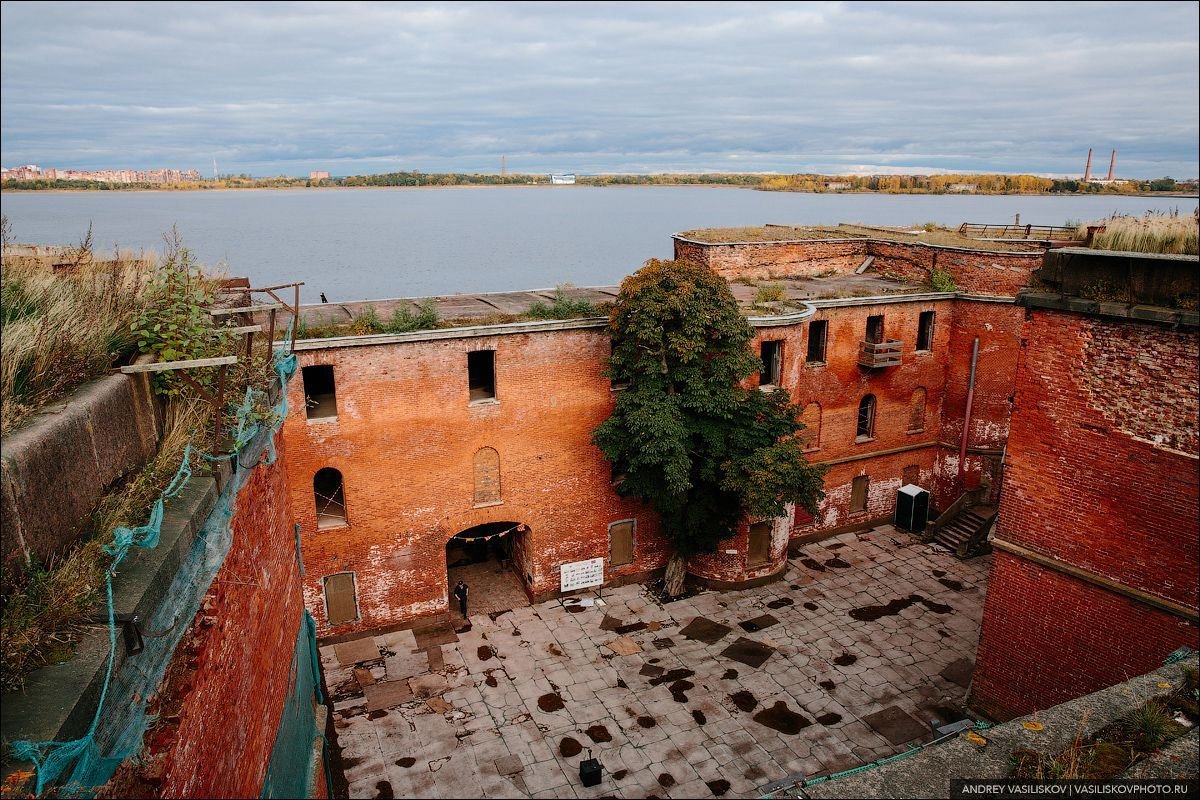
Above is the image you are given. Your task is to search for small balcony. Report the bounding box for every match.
[858,339,904,368]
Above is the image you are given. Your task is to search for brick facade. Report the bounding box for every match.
[971,308,1200,720]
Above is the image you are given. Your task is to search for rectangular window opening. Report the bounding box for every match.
[760,340,782,387]
[323,572,358,625]
[917,311,935,351]
[850,476,870,513]
[468,350,496,402]
[806,320,828,364]
[747,521,772,566]
[865,315,884,345]
[302,365,338,419]
[609,520,635,567]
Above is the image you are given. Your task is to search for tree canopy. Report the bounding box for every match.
[592,258,825,567]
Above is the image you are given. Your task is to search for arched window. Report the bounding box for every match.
[908,387,927,432]
[801,402,822,450]
[856,394,876,440]
[314,467,347,528]
[474,447,501,505]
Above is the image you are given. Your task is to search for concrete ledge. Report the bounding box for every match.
[1017,291,1200,327]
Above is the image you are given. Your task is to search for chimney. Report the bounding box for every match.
[1107,149,1116,181]
[1083,148,1093,182]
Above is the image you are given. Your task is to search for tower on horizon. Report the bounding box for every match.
[1083,148,1093,182]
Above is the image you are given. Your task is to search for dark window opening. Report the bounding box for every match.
[856,394,876,440]
[323,572,358,625]
[302,365,337,419]
[806,320,828,364]
[850,476,870,513]
[747,521,772,566]
[866,315,884,344]
[760,340,782,387]
[468,350,496,402]
[917,311,935,351]
[609,520,635,566]
[314,467,347,528]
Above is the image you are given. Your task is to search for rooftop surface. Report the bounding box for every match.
[297,273,931,335]
[676,224,1047,252]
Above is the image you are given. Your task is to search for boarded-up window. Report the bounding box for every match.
[856,394,876,440]
[747,521,771,566]
[908,387,927,432]
[801,402,822,450]
[323,572,358,625]
[806,320,828,364]
[850,476,870,513]
[902,464,921,487]
[474,447,501,504]
[609,520,635,566]
[866,315,884,344]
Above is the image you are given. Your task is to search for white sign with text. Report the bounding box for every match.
[560,557,605,592]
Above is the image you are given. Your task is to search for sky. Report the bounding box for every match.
[2,1,1198,179]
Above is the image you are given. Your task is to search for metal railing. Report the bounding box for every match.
[958,222,1079,240]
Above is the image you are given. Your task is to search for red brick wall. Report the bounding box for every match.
[674,236,1042,296]
[971,552,1199,721]
[688,515,791,585]
[152,432,310,799]
[282,329,669,637]
[972,309,1200,719]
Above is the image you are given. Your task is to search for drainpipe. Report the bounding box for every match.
[959,337,979,489]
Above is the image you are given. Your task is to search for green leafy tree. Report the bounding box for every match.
[592,258,825,595]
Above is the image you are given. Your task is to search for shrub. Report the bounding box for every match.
[753,283,787,304]
[1122,700,1183,752]
[930,268,957,292]
[526,285,598,320]
[349,306,382,335]
[384,299,439,333]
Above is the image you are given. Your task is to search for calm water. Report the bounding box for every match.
[2,187,1195,303]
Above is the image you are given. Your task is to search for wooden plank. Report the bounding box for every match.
[120,355,238,374]
[209,303,284,316]
[223,282,305,293]
[222,324,262,334]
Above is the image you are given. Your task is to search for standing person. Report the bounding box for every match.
[320,292,328,303]
[453,580,469,618]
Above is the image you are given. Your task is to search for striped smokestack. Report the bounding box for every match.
[1084,148,1093,181]
[1107,150,1116,181]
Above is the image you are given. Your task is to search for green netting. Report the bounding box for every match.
[11,338,303,798]
[261,611,328,799]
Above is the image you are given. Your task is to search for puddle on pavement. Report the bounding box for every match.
[753,701,811,734]
[730,690,758,712]
[615,621,648,635]
[669,679,695,702]
[800,558,826,572]
[342,757,364,768]
[565,605,586,613]
[395,757,416,768]
[766,597,794,609]
[375,780,394,800]
[586,724,613,743]
[849,594,953,622]
[790,584,802,590]
[818,680,836,691]
[707,779,732,796]
[367,709,388,720]
[637,715,657,728]
[616,678,628,689]
[657,773,676,788]
[932,569,946,577]
[613,769,628,780]
[744,765,766,780]
[938,577,965,591]
[803,602,819,611]
[559,737,583,757]
[640,664,665,677]
[722,669,739,680]
[692,709,708,725]
[824,557,851,568]
[739,613,779,633]
[537,692,566,712]
[827,542,846,550]
[833,651,857,666]
[652,637,675,649]
[485,675,499,688]
[477,646,495,661]
[648,668,695,687]
[938,629,951,638]
[816,712,843,725]
[511,628,521,636]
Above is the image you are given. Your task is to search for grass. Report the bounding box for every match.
[753,283,787,304]
[1,247,155,434]
[680,223,1043,252]
[1082,212,1198,255]
[527,285,598,319]
[0,401,208,691]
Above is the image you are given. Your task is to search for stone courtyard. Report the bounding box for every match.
[321,526,990,799]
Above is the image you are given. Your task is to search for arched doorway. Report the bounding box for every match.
[446,522,531,621]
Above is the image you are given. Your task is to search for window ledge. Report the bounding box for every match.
[473,500,504,509]
[759,383,778,391]
[469,398,500,407]
[610,384,630,392]
[906,428,926,435]
[317,521,349,531]
[854,435,876,444]
[805,361,827,369]
[803,447,821,454]
[307,415,338,424]
[914,349,932,355]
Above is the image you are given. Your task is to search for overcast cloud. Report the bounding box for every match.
[2,1,1197,178]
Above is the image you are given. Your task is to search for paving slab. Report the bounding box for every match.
[364,679,414,711]
[739,613,781,633]
[679,616,734,644]
[939,656,974,688]
[607,636,643,656]
[861,705,930,745]
[720,637,777,669]
[335,637,382,665]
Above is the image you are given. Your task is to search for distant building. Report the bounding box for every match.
[550,174,576,185]
[309,171,331,181]
[947,183,978,193]
[1,165,199,183]
[822,181,852,190]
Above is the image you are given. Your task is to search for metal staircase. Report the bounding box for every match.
[923,498,996,559]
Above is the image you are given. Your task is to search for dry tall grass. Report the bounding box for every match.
[1082,212,1199,255]
[1,252,155,434]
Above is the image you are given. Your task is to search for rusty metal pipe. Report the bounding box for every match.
[959,337,979,486]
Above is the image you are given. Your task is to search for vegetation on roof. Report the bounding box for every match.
[1082,212,1198,255]
[679,223,1044,252]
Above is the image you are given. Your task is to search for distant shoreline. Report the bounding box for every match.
[2,183,1196,199]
